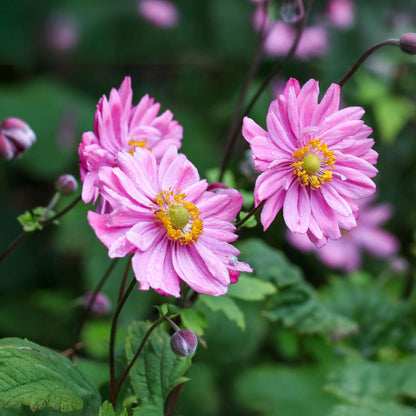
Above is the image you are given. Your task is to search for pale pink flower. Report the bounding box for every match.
[327,0,355,29]
[242,78,378,247]
[287,198,399,272]
[44,14,79,53]
[137,0,179,29]
[79,76,183,206]
[264,22,328,60]
[0,117,36,160]
[88,146,252,297]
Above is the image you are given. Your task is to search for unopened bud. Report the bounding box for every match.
[83,292,112,316]
[280,0,304,23]
[170,329,198,357]
[0,117,36,160]
[55,174,78,195]
[400,33,416,55]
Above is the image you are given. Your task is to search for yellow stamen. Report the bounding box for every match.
[291,138,336,189]
[153,189,203,245]
[128,139,150,155]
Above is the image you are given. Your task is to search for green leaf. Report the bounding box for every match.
[17,210,43,232]
[234,364,337,416]
[329,403,416,416]
[125,321,192,415]
[199,295,245,331]
[180,308,207,336]
[0,337,101,414]
[99,401,128,416]
[238,239,357,338]
[227,274,277,301]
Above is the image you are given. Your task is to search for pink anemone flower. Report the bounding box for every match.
[288,198,399,272]
[79,76,183,207]
[88,146,252,297]
[242,78,378,247]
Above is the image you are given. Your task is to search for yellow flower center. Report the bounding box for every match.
[291,138,336,189]
[127,139,151,155]
[153,189,203,245]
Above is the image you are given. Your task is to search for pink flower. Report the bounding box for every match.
[0,117,36,160]
[242,78,378,247]
[264,21,328,60]
[79,76,183,206]
[287,198,399,272]
[88,146,252,297]
[327,0,355,29]
[137,0,179,28]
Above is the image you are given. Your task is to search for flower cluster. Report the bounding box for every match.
[243,78,378,247]
[79,77,251,297]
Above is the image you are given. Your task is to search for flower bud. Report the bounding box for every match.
[0,117,36,160]
[170,329,198,357]
[83,292,112,316]
[55,174,78,195]
[280,0,304,24]
[400,33,416,55]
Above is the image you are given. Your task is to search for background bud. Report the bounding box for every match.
[83,292,112,316]
[170,329,198,356]
[0,117,36,160]
[55,174,78,195]
[400,33,416,55]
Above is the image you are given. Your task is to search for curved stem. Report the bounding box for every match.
[218,0,312,179]
[71,258,120,355]
[218,1,271,182]
[0,194,82,263]
[109,265,134,405]
[113,315,166,404]
[338,38,400,87]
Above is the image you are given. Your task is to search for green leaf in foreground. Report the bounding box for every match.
[227,274,276,301]
[125,321,192,415]
[199,295,245,331]
[99,401,128,416]
[0,338,101,414]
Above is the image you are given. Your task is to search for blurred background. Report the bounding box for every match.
[0,0,416,415]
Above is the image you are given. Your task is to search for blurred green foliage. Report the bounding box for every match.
[0,0,416,415]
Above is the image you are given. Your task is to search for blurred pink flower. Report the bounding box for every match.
[327,0,355,29]
[79,76,183,206]
[287,198,399,272]
[44,14,79,52]
[0,117,36,160]
[264,21,328,59]
[83,292,112,316]
[88,146,251,297]
[242,78,378,247]
[137,0,179,28]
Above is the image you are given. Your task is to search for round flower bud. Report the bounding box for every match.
[0,117,36,160]
[170,329,198,357]
[83,292,112,316]
[55,174,78,195]
[400,33,416,55]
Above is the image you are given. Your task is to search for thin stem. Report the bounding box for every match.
[0,194,82,263]
[0,231,29,263]
[235,201,264,230]
[113,315,166,404]
[338,38,400,87]
[40,192,60,222]
[109,268,135,405]
[42,195,82,226]
[218,1,271,182]
[71,258,120,355]
[164,315,180,332]
[218,0,312,179]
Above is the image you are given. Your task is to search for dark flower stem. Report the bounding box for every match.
[71,258,120,355]
[113,315,167,405]
[164,382,186,416]
[218,0,271,182]
[218,0,313,181]
[109,263,134,405]
[338,38,400,87]
[0,194,82,263]
[235,201,264,230]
